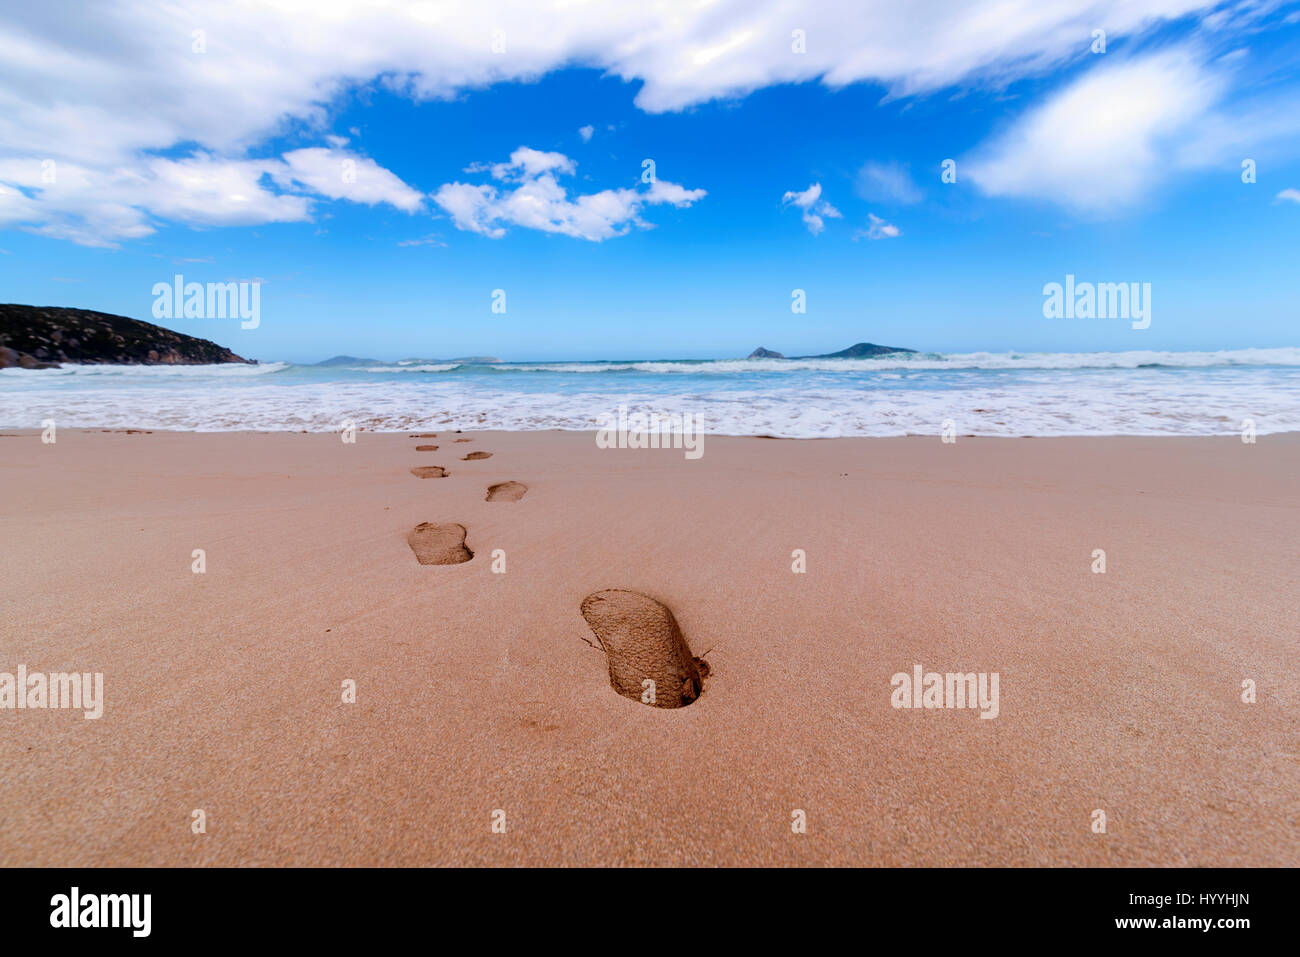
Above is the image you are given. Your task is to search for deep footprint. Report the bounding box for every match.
[407,523,472,564]
[579,589,707,709]
[415,444,439,451]
[461,451,492,460]
[410,466,449,479]
[485,481,527,502]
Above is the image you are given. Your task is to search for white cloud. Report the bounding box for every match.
[781,182,842,234]
[273,148,424,211]
[432,146,705,241]
[594,0,1219,111]
[134,155,312,227]
[432,183,506,239]
[646,179,708,205]
[782,184,822,208]
[1277,188,1300,203]
[0,1,1290,241]
[0,150,420,247]
[856,161,923,204]
[490,147,576,181]
[0,1,1220,172]
[963,46,1277,213]
[579,124,595,142]
[854,213,901,240]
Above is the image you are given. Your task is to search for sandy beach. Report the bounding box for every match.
[1,428,1297,867]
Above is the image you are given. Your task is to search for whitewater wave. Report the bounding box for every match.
[3,374,1297,436]
[358,363,459,373]
[3,348,1296,436]
[344,348,1300,375]
[0,361,290,378]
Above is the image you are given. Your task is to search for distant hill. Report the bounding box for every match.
[313,355,379,366]
[748,341,915,360]
[0,304,252,369]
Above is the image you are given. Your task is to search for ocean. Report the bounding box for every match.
[2,348,1298,437]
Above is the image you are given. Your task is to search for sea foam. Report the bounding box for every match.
[2,350,1297,436]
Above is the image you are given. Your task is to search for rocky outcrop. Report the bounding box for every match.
[0,345,58,369]
[748,346,786,358]
[0,304,253,368]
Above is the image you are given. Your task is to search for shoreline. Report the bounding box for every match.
[2,430,1297,866]
[5,345,1300,438]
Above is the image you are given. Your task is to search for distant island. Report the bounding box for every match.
[0,304,252,369]
[747,342,917,359]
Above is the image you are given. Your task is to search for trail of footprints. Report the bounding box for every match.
[404,433,519,566]
[402,436,707,707]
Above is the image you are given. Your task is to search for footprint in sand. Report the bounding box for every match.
[579,589,708,709]
[461,451,492,460]
[410,466,449,479]
[485,481,527,502]
[407,522,472,564]
[411,433,438,438]
[454,438,472,443]
[415,444,439,451]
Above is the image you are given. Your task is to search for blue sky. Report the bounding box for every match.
[2,0,1299,362]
